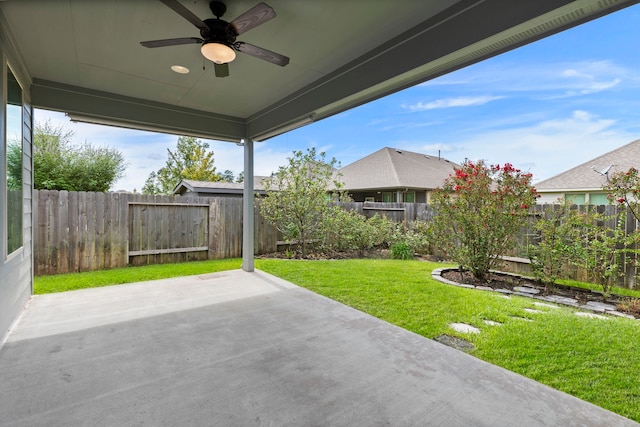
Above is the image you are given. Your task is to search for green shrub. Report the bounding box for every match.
[527,201,584,286]
[324,211,394,255]
[430,160,537,281]
[390,241,413,260]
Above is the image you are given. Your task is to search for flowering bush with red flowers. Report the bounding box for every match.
[604,167,640,222]
[430,160,538,281]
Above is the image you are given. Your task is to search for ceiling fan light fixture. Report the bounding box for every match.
[201,42,236,64]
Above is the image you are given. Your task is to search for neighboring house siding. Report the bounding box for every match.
[0,35,33,345]
[349,191,427,203]
[537,191,611,205]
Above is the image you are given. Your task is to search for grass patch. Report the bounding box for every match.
[256,258,640,422]
[557,278,640,298]
[34,258,242,294]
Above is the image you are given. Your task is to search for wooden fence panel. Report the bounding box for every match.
[255,200,278,254]
[127,197,209,266]
[208,197,243,259]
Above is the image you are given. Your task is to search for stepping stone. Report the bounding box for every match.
[476,286,494,291]
[483,320,502,326]
[545,296,579,305]
[513,292,535,298]
[449,323,481,334]
[495,289,513,294]
[608,311,636,319]
[514,286,540,294]
[581,305,606,313]
[434,334,475,352]
[575,312,608,320]
[533,302,559,309]
[524,308,544,314]
[584,301,617,311]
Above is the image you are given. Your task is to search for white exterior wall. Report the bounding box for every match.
[536,192,564,204]
[0,17,33,345]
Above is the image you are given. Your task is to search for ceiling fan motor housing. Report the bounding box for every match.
[202,18,237,45]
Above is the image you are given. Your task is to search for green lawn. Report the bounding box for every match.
[255,259,640,422]
[33,258,242,294]
[34,257,640,422]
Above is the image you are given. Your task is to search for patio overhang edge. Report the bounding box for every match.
[31,79,247,143]
[246,0,637,140]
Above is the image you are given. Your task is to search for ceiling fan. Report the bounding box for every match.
[141,0,289,77]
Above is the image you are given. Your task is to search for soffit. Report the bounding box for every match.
[1,0,637,141]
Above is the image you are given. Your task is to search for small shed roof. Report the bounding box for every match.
[174,176,269,195]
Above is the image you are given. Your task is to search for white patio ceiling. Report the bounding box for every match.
[2,0,638,142]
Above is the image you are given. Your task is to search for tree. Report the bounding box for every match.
[430,160,538,281]
[604,167,640,222]
[259,147,346,257]
[220,169,235,182]
[8,120,126,192]
[142,136,220,194]
[236,171,244,183]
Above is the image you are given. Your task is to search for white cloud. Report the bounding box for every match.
[420,143,456,154]
[413,59,633,99]
[378,121,440,132]
[446,110,630,182]
[403,96,505,111]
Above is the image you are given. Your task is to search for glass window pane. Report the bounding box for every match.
[403,192,415,203]
[565,194,585,205]
[6,67,23,254]
[588,193,609,206]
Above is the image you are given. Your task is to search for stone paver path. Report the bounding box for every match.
[432,268,637,321]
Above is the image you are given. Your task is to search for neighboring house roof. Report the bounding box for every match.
[174,176,269,196]
[335,147,458,191]
[536,139,640,191]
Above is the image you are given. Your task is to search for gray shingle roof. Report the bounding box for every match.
[336,147,458,191]
[536,139,640,191]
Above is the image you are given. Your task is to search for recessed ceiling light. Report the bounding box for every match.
[171,65,190,74]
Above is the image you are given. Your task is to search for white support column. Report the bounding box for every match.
[242,138,255,272]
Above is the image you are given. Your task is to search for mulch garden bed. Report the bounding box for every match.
[441,269,640,318]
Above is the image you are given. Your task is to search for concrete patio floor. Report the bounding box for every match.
[0,269,636,426]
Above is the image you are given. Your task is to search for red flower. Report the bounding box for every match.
[520,203,529,209]
[618,197,625,204]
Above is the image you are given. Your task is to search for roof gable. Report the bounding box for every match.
[536,139,640,191]
[337,147,458,191]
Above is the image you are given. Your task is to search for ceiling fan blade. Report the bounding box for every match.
[230,2,276,35]
[140,37,203,48]
[158,0,208,31]
[214,63,230,78]
[235,42,289,66]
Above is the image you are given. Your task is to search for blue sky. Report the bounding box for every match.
[36,4,640,192]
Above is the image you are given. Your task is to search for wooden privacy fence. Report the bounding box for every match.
[33,191,279,275]
[32,192,640,287]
